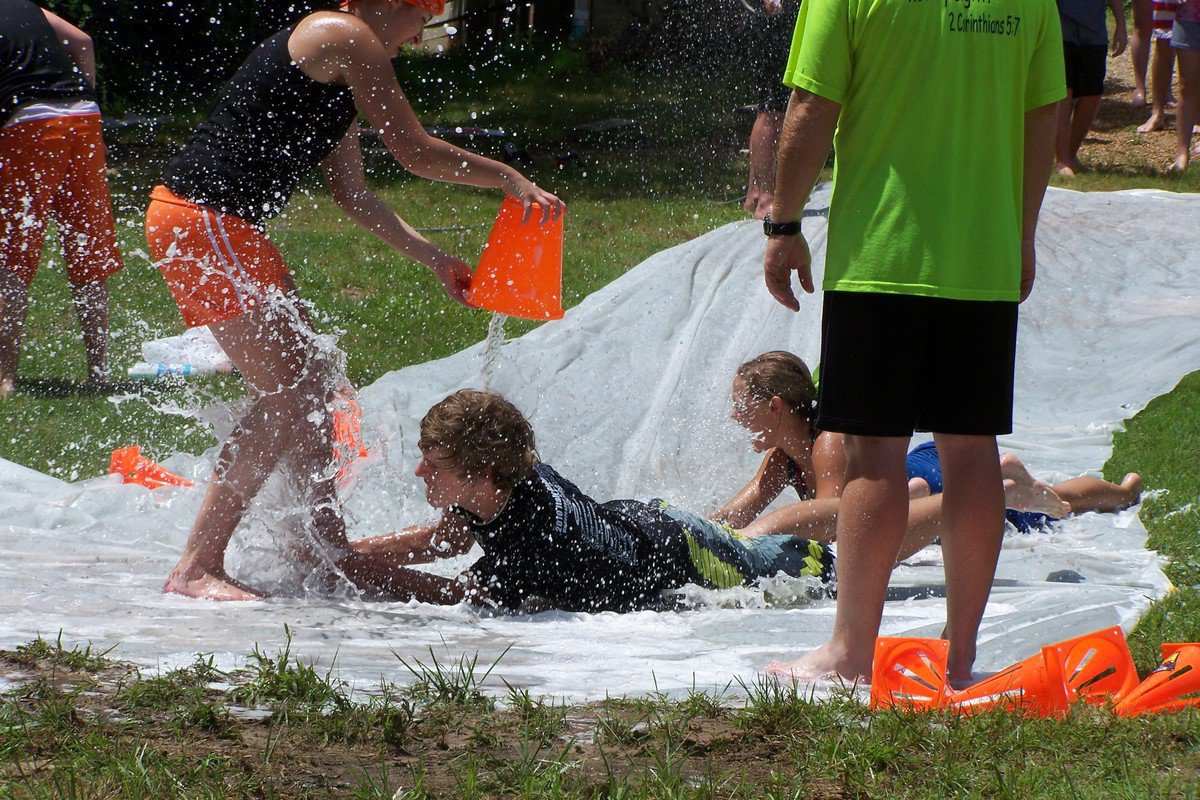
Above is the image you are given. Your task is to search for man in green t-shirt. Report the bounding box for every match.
[760,0,1066,686]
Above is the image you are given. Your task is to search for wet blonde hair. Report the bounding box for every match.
[736,351,817,421]
[418,390,538,492]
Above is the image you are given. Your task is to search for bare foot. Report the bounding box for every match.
[1121,472,1144,505]
[1056,160,1079,177]
[1133,90,1147,107]
[764,642,871,684]
[999,452,1071,517]
[1004,478,1072,518]
[908,477,931,499]
[164,569,264,601]
[1168,155,1189,172]
[1137,114,1165,133]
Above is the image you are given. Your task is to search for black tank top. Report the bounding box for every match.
[0,0,95,126]
[164,25,357,225]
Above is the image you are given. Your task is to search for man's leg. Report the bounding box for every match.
[70,280,109,385]
[1067,94,1103,163]
[0,271,31,397]
[1055,92,1080,175]
[58,116,123,387]
[165,294,330,600]
[767,434,911,681]
[1132,0,1155,104]
[1140,39,1177,132]
[933,432,1005,686]
[1173,48,1200,170]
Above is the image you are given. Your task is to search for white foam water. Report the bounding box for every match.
[0,185,1193,700]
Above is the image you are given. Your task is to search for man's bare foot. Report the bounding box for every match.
[1056,159,1080,177]
[1137,114,1165,133]
[764,642,871,684]
[1133,90,1147,107]
[1168,155,1189,172]
[164,569,264,601]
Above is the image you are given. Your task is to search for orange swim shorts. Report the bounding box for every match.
[0,113,124,286]
[145,185,292,329]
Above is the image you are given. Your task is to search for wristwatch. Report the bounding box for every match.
[763,214,802,237]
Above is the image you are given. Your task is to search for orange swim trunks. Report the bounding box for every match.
[0,114,124,286]
[145,185,292,329]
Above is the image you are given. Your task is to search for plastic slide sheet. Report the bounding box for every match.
[0,185,1190,699]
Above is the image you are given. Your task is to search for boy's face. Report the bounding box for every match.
[415,446,484,509]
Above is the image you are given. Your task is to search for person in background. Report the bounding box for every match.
[1131,0,1155,106]
[0,0,124,396]
[1169,0,1200,170]
[1137,0,1180,133]
[742,0,800,221]
[1055,0,1128,176]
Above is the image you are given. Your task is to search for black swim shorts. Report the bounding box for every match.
[1063,41,1107,97]
[814,291,1019,437]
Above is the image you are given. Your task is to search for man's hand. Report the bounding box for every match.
[1020,236,1036,302]
[763,233,814,311]
[1111,26,1128,57]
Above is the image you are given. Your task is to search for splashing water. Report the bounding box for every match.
[481,312,509,392]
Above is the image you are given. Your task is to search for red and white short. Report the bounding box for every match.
[145,185,291,329]
[0,114,124,286]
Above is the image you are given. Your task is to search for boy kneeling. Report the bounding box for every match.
[344,390,833,611]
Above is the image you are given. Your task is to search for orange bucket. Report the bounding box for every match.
[870,637,950,711]
[331,386,369,485]
[468,195,564,320]
[945,651,1070,718]
[1041,626,1139,707]
[109,446,194,489]
[1115,644,1200,717]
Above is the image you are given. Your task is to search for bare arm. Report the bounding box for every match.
[1020,103,1059,301]
[763,88,842,311]
[295,15,562,222]
[738,497,842,540]
[42,9,95,87]
[349,513,475,565]
[1108,0,1129,56]
[711,449,790,527]
[322,129,470,303]
[350,565,482,605]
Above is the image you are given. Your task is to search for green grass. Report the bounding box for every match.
[7,638,1200,798]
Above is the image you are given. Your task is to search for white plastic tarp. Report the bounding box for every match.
[0,185,1190,699]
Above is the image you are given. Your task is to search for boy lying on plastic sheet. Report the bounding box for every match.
[340,389,835,611]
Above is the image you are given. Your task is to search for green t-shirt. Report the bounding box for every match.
[783,0,1066,301]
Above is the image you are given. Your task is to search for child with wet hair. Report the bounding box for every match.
[718,351,1143,546]
[346,389,836,610]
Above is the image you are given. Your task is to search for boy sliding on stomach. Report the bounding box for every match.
[343,390,834,611]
